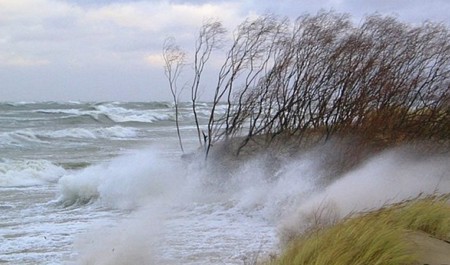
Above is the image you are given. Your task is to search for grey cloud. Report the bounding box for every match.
[1,0,449,101]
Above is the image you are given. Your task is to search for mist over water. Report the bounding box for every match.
[280,149,450,241]
[58,146,449,264]
[1,102,449,264]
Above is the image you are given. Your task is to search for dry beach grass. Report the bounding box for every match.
[264,195,450,265]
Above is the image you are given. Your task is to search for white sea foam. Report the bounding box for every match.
[0,159,66,187]
[0,127,139,146]
[95,104,173,123]
[62,149,279,264]
[48,128,98,139]
[280,150,450,239]
[98,126,139,138]
[45,126,139,139]
[57,149,183,208]
[3,101,450,264]
[60,145,449,263]
[34,108,83,116]
[71,207,161,265]
[0,130,49,146]
[32,104,174,124]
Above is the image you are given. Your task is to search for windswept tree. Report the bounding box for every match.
[163,37,186,153]
[191,19,226,148]
[205,15,290,156]
[163,11,450,157]
[205,12,450,155]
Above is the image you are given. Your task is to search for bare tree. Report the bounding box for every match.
[213,12,449,154]
[191,20,226,148]
[165,11,450,158]
[163,37,186,153]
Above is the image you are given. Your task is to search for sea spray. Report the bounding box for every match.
[279,148,450,243]
[58,145,450,264]
[72,206,163,265]
[0,101,230,264]
[63,147,328,264]
[57,149,185,209]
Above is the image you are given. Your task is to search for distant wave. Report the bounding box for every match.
[0,126,139,146]
[0,130,50,146]
[29,103,176,124]
[2,101,38,106]
[34,108,83,115]
[94,104,173,123]
[1,101,221,125]
[0,159,66,187]
[46,126,139,139]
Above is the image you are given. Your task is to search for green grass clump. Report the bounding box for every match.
[268,196,450,265]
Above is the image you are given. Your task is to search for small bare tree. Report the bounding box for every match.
[163,37,186,153]
[191,20,226,148]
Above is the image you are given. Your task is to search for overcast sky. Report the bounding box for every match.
[1,0,449,102]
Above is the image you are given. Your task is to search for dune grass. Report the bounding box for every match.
[394,196,450,239]
[267,195,450,265]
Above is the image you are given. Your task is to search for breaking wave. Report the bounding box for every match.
[0,126,139,147]
[31,102,176,124]
[57,145,450,264]
[44,126,139,139]
[57,149,183,208]
[0,159,66,187]
[0,130,50,146]
[94,104,173,123]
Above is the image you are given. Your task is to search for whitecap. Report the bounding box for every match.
[95,104,173,123]
[0,159,66,187]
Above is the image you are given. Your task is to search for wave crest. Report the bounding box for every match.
[0,159,66,187]
[57,149,183,209]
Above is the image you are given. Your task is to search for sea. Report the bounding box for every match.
[1,101,449,264]
[0,101,281,265]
